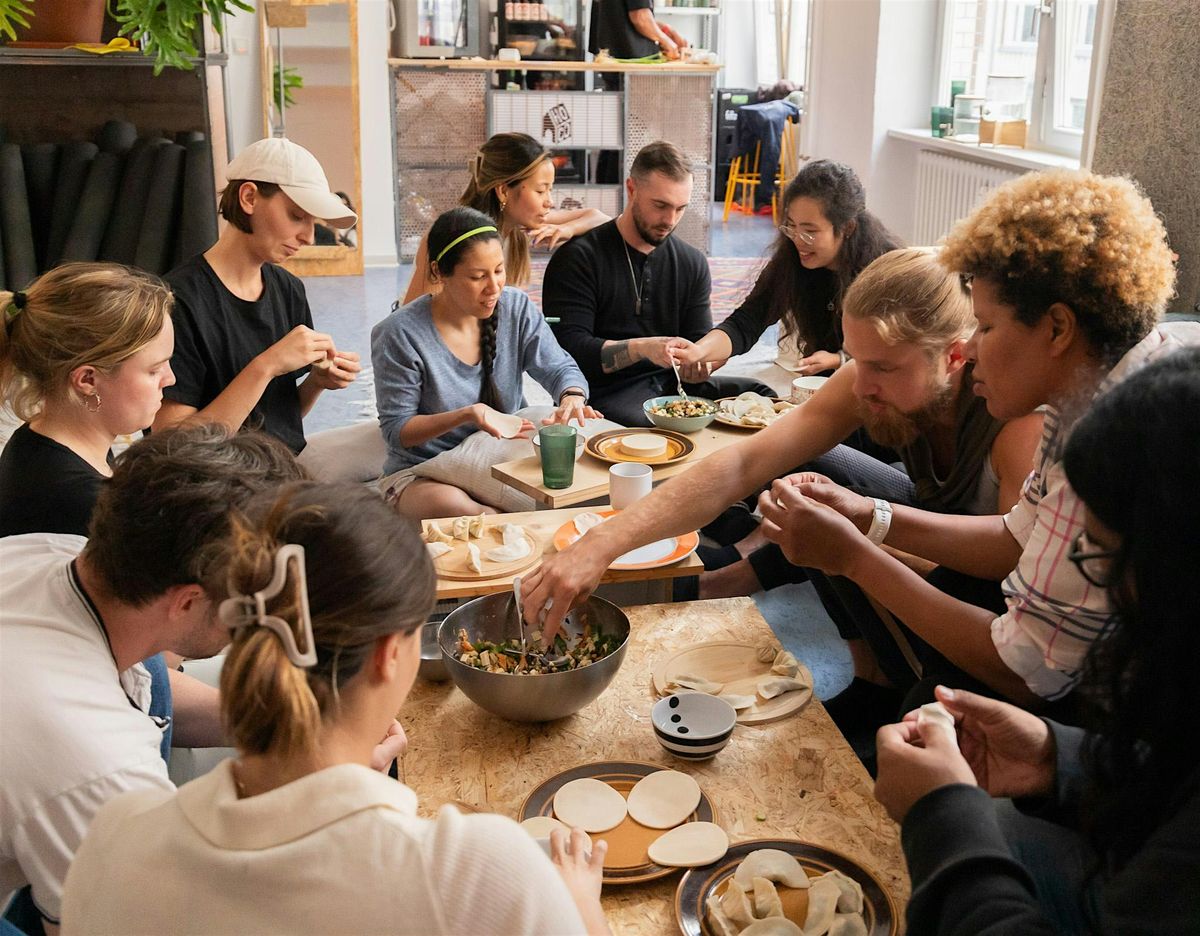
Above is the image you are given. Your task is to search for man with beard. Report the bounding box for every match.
[523,249,1041,730]
[544,141,773,427]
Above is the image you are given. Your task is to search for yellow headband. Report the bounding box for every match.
[434,226,498,265]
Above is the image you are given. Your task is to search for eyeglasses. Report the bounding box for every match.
[778,224,816,245]
[1068,531,1121,588]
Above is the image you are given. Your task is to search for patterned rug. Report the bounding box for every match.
[526,256,761,325]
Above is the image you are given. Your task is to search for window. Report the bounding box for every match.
[937,0,1104,157]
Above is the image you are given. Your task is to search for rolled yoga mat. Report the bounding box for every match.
[175,139,218,264]
[0,144,37,291]
[97,119,138,155]
[22,143,60,273]
[134,143,185,275]
[60,151,123,264]
[46,141,98,268]
[174,130,206,147]
[100,137,169,266]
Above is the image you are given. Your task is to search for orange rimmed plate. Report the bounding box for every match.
[552,509,699,570]
[585,428,695,465]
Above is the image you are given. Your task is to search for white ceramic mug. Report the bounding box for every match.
[609,462,652,510]
[791,375,829,403]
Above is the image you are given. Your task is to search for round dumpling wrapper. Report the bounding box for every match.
[553,778,628,832]
[647,821,728,867]
[626,769,702,829]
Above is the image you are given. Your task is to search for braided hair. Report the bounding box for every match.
[427,207,503,409]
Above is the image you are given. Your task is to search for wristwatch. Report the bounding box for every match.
[866,498,893,546]
[559,389,588,405]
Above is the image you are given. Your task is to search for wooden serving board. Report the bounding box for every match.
[427,525,541,581]
[652,641,813,726]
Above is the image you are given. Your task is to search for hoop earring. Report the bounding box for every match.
[83,393,102,413]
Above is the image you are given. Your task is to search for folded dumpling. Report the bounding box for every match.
[667,674,724,694]
[468,513,486,538]
[452,516,471,541]
[486,538,532,563]
[705,894,740,936]
[814,869,864,914]
[733,848,809,889]
[829,912,868,936]
[801,877,840,935]
[719,879,755,929]
[573,511,607,536]
[466,542,483,573]
[425,542,453,559]
[424,521,453,544]
[757,641,781,663]
[757,675,809,700]
[741,919,803,935]
[753,877,786,919]
[499,523,525,547]
[772,650,800,677]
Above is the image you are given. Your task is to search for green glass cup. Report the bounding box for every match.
[538,424,578,490]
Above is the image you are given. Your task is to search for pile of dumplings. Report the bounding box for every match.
[423,516,532,571]
[665,649,809,712]
[718,392,797,428]
[707,848,867,936]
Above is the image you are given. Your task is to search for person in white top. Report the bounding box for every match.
[0,425,304,934]
[61,481,610,936]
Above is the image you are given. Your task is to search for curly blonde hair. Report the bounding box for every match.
[939,170,1176,362]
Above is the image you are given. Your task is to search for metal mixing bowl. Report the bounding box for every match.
[438,592,629,722]
[418,620,449,682]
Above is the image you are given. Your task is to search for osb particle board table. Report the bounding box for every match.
[430,506,703,601]
[399,597,909,934]
[490,423,752,509]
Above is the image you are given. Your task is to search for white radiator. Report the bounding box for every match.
[913,150,1025,245]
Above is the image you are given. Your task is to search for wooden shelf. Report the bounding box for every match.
[0,47,224,68]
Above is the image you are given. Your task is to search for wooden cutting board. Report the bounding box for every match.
[652,641,813,726]
[426,524,541,581]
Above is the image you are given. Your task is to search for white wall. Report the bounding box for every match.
[357,0,399,266]
[224,8,263,155]
[801,0,938,242]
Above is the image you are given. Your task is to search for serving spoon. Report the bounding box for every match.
[669,354,688,400]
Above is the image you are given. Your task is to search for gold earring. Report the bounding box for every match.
[83,393,102,413]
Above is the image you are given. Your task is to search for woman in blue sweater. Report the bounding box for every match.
[372,208,599,519]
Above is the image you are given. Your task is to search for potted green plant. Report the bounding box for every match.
[0,0,253,74]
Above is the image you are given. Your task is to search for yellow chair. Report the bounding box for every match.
[722,141,762,221]
[770,119,800,224]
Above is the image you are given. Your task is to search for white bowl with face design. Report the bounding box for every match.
[651,691,737,760]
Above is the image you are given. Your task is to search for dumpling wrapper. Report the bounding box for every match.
[487,410,525,439]
[519,816,570,838]
[917,700,958,749]
[667,673,725,694]
[802,876,840,935]
[626,769,702,829]
[465,542,483,573]
[814,869,864,914]
[552,778,628,833]
[829,913,868,936]
[646,821,728,867]
[753,876,786,919]
[757,675,810,700]
[423,521,453,544]
[734,848,810,889]
[741,919,803,936]
[573,511,607,536]
[719,878,755,929]
[705,894,740,936]
[485,538,532,563]
[772,650,800,677]
[425,542,453,559]
[452,516,471,541]
[468,512,486,538]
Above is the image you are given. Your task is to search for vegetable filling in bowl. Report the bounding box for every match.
[649,399,716,419]
[454,628,622,675]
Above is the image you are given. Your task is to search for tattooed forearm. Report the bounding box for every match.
[600,339,637,374]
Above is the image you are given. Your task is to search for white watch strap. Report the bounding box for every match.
[867,497,893,546]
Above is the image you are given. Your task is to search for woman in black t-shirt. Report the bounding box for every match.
[672,160,902,381]
[0,262,175,538]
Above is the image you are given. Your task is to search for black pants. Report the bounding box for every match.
[591,371,775,428]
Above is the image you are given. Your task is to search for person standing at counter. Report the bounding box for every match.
[61,481,611,936]
[153,137,362,455]
[671,160,902,381]
[403,133,609,304]
[588,0,687,60]
[544,141,772,428]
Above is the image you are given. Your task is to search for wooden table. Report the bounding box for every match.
[431,506,703,601]
[491,423,754,509]
[399,597,909,934]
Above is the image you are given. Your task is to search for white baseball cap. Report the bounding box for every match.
[226,137,357,229]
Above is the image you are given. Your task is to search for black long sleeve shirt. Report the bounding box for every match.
[544,220,712,395]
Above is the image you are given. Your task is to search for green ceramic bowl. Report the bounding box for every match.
[643,395,717,433]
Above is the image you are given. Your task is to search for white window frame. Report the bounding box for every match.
[934,0,1114,160]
